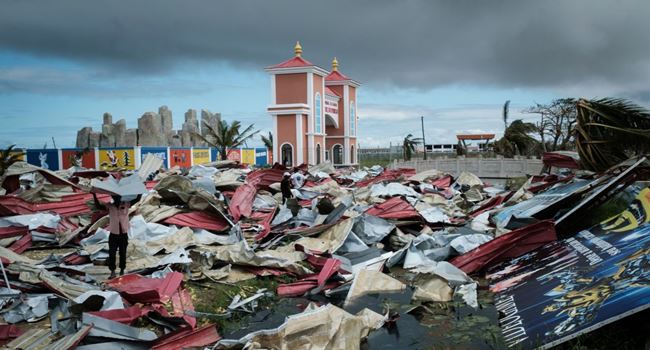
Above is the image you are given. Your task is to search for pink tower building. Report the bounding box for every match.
[266,42,360,167]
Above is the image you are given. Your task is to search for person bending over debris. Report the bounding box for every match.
[281,172,293,204]
[93,193,140,278]
[290,170,306,189]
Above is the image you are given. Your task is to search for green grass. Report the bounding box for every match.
[188,274,296,332]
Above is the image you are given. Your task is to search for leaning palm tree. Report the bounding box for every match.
[0,145,25,176]
[196,120,260,161]
[575,98,650,172]
[260,131,273,152]
[402,134,423,161]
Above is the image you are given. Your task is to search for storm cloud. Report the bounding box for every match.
[2,0,650,93]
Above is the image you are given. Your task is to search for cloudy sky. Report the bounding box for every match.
[1,0,650,148]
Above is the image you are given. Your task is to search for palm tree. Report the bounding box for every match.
[503,100,510,130]
[575,98,650,172]
[196,119,260,161]
[494,119,538,157]
[402,134,423,161]
[260,131,273,152]
[0,145,25,176]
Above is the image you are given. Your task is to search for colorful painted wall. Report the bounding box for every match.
[18,147,272,171]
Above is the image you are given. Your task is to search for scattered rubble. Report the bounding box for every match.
[0,155,647,349]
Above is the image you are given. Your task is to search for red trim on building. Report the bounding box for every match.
[325,70,351,81]
[269,56,314,69]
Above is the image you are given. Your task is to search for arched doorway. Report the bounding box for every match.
[281,143,293,167]
[316,144,321,164]
[333,144,343,165]
[350,145,355,164]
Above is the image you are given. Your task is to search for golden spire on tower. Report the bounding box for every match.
[332,57,339,71]
[294,41,302,57]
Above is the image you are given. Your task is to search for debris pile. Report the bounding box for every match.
[0,155,648,349]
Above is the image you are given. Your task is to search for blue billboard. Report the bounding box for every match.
[26,149,60,171]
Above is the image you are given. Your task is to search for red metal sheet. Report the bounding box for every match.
[228,180,259,222]
[0,324,23,340]
[246,168,285,190]
[88,305,151,324]
[151,324,220,350]
[170,288,196,328]
[62,253,91,265]
[277,280,318,297]
[0,192,110,217]
[542,152,580,169]
[317,258,341,288]
[365,197,420,220]
[0,225,28,239]
[8,233,32,254]
[251,207,277,241]
[355,168,417,188]
[430,175,453,189]
[450,220,557,274]
[277,280,340,297]
[468,195,507,218]
[106,272,183,304]
[162,211,229,232]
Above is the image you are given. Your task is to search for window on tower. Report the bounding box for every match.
[349,101,355,135]
[315,93,322,133]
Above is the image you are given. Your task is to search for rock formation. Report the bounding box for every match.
[75,106,220,148]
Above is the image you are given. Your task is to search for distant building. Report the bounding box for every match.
[456,133,494,153]
[266,42,360,167]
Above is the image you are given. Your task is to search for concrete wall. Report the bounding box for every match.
[390,156,544,178]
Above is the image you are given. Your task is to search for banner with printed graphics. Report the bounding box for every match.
[241,148,255,165]
[255,148,268,166]
[488,188,650,349]
[9,149,26,162]
[61,148,96,169]
[192,148,210,165]
[210,147,221,162]
[169,148,192,168]
[140,147,169,168]
[26,149,60,170]
[98,148,136,170]
[226,149,241,162]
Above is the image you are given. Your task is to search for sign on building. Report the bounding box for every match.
[98,148,135,170]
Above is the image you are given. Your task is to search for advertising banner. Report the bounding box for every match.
[241,148,255,165]
[226,149,241,162]
[98,148,136,170]
[141,147,169,169]
[26,149,60,170]
[169,148,191,168]
[210,147,220,162]
[61,149,96,169]
[489,188,650,349]
[192,148,211,165]
[255,148,268,166]
[9,150,25,162]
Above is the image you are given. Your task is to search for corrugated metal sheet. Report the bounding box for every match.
[106,272,183,304]
[49,324,92,350]
[151,324,220,350]
[365,197,420,220]
[162,211,229,232]
[5,328,56,349]
[88,305,151,324]
[450,220,557,274]
[355,168,417,187]
[0,192,110,217]
[228,181,258,222]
